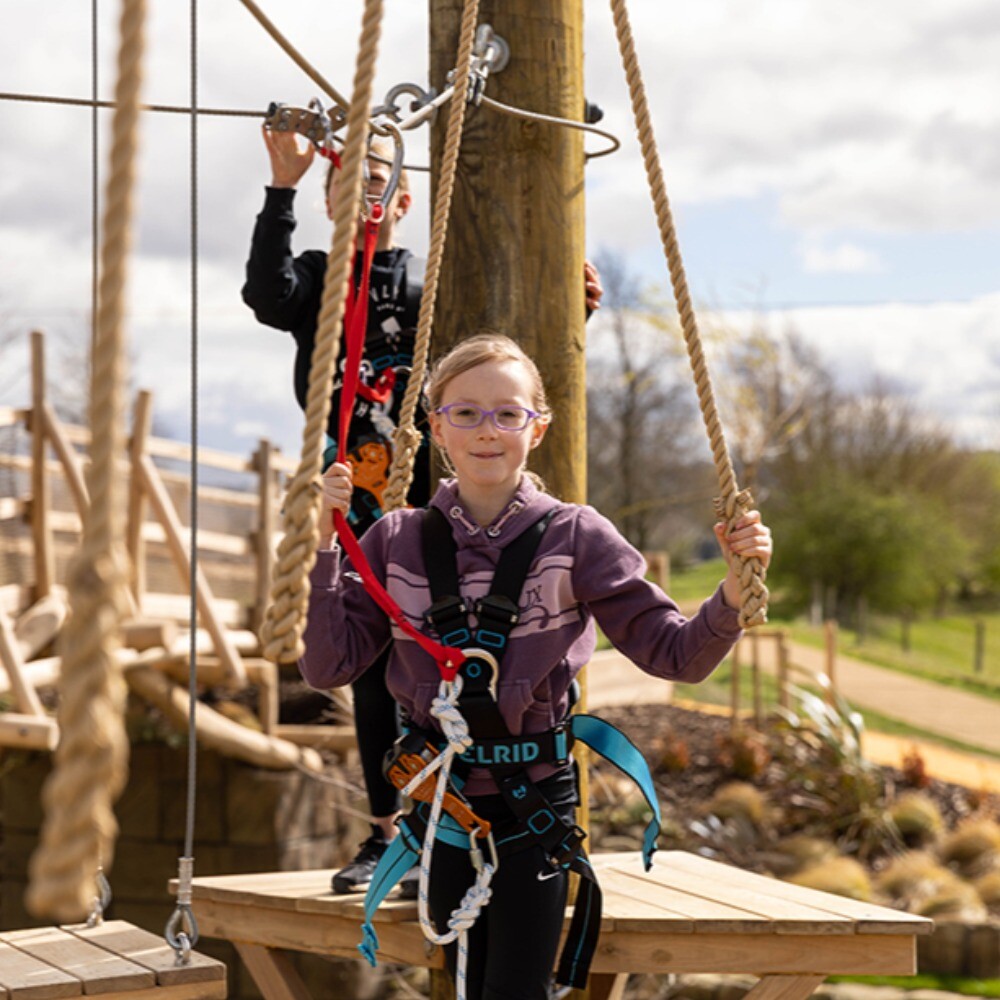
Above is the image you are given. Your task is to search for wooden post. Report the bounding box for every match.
[253,438,276,633]
[429,1,587,505]
[750,630,762,728]
[777,631,789,711]
[29,331,54,600]
[730,639,742,732]
[127,390,154,605]
[40,403,89,515]
[824,619,838,702]
[974,619,985,675]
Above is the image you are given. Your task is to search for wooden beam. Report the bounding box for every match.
[234,943,312,1000]
[41,400,89,515]
[0,605,46,716]
[12,594,67,661]
[0,713,59,751]
[128,389,154,604]
[136,452,247,685]
[29,330,54,599]
[124,664,323,772]
[253,438,276,633]
[744,975,826,1000]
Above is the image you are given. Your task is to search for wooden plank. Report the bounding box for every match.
[13,595,68,661]
[64,920,226,988]
[233,944,311,1000]
[252,439,275,633]
[0,936,78,999]
[586,930,916,977]
[0,496,23,521]
[744,976,826,1000]
[0,926,154,994]
[607,855,854,934]
[0,405,24,429]
[272,724,357,752]
[665,852,933,934]
[599,865,772,934]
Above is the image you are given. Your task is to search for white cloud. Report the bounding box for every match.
[799,239,882,275]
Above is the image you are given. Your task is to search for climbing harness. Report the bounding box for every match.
[357,505,663,991]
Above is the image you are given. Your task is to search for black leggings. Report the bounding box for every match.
[351,648,400,818]
[427,775,576,1000]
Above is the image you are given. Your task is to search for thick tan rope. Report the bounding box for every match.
[26,0,146,921]
[259,0,385,664]
[610,0,767,628]
[382,0,481,512]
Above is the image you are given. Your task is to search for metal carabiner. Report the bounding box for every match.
[468,826,499,874]
[361,119,405,222]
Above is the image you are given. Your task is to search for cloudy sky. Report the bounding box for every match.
[1,0,998,461]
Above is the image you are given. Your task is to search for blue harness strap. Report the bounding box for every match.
[358,821,421,965]
[571,713,661,869]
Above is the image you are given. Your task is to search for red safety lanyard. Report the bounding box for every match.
[331,206,465,683]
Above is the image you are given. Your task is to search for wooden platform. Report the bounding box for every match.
[0,920,226,1000]
[186,850,933,1000]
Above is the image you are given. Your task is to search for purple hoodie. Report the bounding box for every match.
[302,475,742,794]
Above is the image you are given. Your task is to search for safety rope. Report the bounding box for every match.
[609,0,768,628]
[259,0,386,665]
[405,680,494,1000]
[26,0,146,921]
[382,0,482,512]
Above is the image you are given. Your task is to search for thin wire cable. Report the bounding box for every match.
[91,2,99,354]
[185,0,200,866]
[0,90,260,117]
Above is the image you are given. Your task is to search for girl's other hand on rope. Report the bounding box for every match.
[584,259,604,313]
[318,462,353,549]
[715,511,773,609]
[262,125,315,189]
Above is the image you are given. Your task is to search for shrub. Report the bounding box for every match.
[900,746,931,789]
[650,731,690,774]
[788,857,872,901]
[916,880,987,922]
[715,726,770,780]
[888,791,944,848]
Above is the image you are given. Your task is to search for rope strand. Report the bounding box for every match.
[27,0,147,921]
[609,0,768,627]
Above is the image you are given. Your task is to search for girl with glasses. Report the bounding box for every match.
[303,333,772,999]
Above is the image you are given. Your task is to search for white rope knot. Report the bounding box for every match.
[447,868,494,935]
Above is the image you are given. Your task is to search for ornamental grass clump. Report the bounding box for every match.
[765,834,837,878]
[938,817,1000,878]
[876,851,960,911]
[888,791,944,848]
[973,870,1000,914]
[788,856,872,902]
[705,781,769,828]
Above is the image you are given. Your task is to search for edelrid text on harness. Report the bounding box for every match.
[358,506,663,990]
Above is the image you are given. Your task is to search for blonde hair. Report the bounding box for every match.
[325,135,410,195]
[426,333,551,418]
[427,333,551,491]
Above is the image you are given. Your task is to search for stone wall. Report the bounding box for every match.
[0,741,387,999]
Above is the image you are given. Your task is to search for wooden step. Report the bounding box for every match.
[0,920,226,999]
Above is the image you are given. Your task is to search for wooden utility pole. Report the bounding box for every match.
[429,0,587,504]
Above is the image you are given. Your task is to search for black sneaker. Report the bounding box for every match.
[397,864,419,900]
[331,825,388,894]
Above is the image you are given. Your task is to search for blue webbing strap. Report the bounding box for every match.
[571,713,662,869]
[358,821,421,965]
